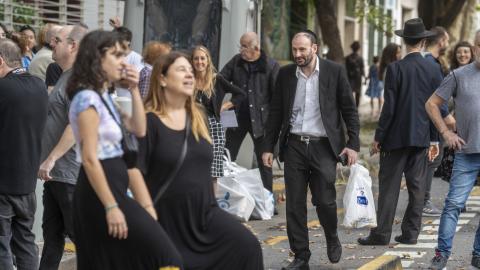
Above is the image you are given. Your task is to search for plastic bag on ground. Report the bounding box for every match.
[235,168,274,220]
[216,176,255,222]
[342,163,377,228]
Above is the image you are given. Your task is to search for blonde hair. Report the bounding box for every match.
[192,45,216,98]
[144,51,211,143]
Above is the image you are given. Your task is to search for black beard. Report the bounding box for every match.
[295,54,313,67]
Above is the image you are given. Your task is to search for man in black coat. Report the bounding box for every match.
[262,30,359,269]
[221,32,279,193]
[358,18,441,246]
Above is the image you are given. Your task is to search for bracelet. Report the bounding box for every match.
[105,203,118,212]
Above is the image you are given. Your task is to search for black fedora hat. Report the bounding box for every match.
[394,18,435,39]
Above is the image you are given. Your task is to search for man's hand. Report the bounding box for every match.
[262,152,274,168]
[428,144,440,161]
[370,141,381,156]
[442,130,466,150]
[38,158,55,181]
[340,147,358,166]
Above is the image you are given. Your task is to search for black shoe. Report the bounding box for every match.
[326,235,342,263]
[472,254,480,268]
[274,207,279,215]
[281,258,309,270]
[357,235,389,246]
[394,235,417,245]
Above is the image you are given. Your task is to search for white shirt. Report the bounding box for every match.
[290,57,327,137]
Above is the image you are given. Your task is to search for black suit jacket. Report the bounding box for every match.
[264,58,360,161]
[375,52,442,151]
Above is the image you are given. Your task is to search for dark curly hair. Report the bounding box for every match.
[449,41,474,70]
[66,30,124,100]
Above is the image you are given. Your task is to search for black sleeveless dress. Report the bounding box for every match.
[138,112,264,270]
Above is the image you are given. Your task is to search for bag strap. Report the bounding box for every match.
[153,115,190,203]
[97,92,123,127]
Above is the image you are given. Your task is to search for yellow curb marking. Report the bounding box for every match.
[264,236,289,246]
[64,242,76,252]
[471,186,480,196]
[273,182,285,192]
[357,255,402,270]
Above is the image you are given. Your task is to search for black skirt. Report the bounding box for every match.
[73,157,183,270]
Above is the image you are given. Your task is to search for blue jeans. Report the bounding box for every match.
[437,153,480,257]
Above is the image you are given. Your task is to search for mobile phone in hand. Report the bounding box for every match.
[339,154,348,166]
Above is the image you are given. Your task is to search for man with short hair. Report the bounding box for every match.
[37,24,88,270]
[345,41,365,107]
[0,39,48,270]
[426,30,480,270]
[113,26,144,72]
[263,30,359,269]
[221,32,279,194]
[422,26,455,217]
[358,18,442,246]
[29,23,62,82]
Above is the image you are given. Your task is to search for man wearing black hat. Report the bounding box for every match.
[263,30,359,269]
[358,18,442,246]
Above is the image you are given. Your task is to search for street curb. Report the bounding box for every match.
[357,255,403,270]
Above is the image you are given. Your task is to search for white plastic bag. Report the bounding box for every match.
[342,163,377,228]
[234,168,274,220]
[223,149,248,176]
[216,176,255,222]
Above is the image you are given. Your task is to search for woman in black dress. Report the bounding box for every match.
[191,45,245,179]
[66,30,182,270]
[139,51,263,269]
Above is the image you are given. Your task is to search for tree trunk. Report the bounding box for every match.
[314,0,344,63]
[418,0,467,29]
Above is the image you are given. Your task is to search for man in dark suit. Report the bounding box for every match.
[262,30,360,270]
[358,18,441,246]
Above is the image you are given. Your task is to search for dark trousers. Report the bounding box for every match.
[284,137,338,261]
[425,143,443,203]
[226,119,273,192]
[0,192,38,270]
[39,181,75,270]
[371,147,428,241]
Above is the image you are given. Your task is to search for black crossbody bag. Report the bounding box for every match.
[98,94,139,169]
[153,115,190,203]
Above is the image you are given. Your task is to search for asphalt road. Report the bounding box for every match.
[249,175,480,269]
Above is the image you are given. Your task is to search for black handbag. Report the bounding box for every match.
[153,115,190,203]
[99,94,139,169]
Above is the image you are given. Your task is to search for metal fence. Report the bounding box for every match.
[0,0,124,32]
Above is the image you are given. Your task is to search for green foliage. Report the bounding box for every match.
[13,1,36,27]
[355,0,394,37]
[0,0,38,29]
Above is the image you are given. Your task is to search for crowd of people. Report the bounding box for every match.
[0,16,479,270]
